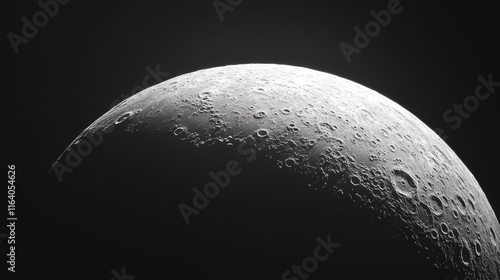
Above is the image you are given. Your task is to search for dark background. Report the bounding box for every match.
[3,0,499,278]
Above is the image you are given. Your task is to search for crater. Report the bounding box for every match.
[114,112,135,125]
[429,195,444,216]
[390,169,418,198]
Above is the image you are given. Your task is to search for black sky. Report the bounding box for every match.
[4,0,500,276]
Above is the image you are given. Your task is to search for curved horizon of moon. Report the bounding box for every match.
[49,64,499,279]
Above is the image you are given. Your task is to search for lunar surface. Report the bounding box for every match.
[42,64,499,279]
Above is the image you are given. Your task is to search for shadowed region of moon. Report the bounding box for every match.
[39,64,499,279]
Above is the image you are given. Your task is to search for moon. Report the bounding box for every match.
[43,64,499,279]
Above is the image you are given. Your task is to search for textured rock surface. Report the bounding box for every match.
[47,64,499,279]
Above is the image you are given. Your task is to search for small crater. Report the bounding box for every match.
[460,244,472,266]
[350,175,361,186]
[429,195,444,216]
[254,111,267,119]
[490,227,497,245]
[441,195,449,207]
[390,169,417,198]
[474,240,482,256]
[381,129,389,137]
[284,158,297,168]
[198,91,213,100]
[115,112,133,125]
[281,108,291,115]
[456,195,467,215]
[369,154,378,161]
[431,229,439,239]
[441,223,449,234]
[287,123,300,132]
[467,199,476,215]
[256,129,269,138]
[173,127,187,136]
